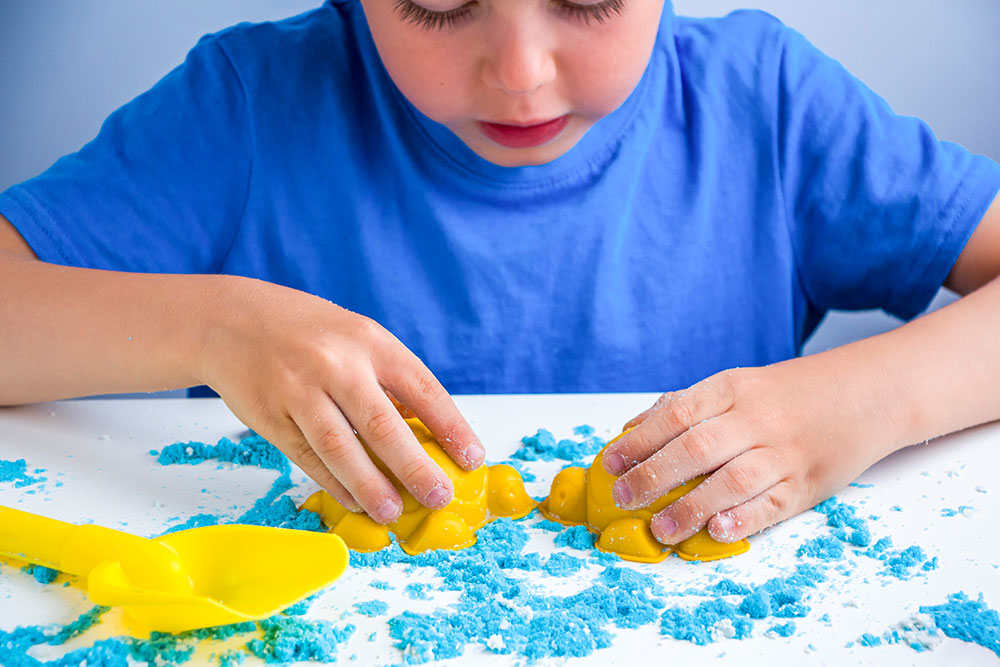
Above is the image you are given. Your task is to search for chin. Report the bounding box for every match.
[479,148,567,167]
[470,134,585,168]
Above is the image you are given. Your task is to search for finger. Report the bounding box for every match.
[705,478,800,543]
[291,393,404,524]
[377,344,485,471]
[334,375,455,511]
[648,447,785,544]
[604,374,736,476]
[612,415,749,511]
[277,430,364,512]
[622,405,655,431]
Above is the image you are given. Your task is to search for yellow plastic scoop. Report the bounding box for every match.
[0,506,349,634]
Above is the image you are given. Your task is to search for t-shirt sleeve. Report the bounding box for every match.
[0,34,251,274]
[775,25,1000,320]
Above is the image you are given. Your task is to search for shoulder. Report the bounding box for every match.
[186,2,365,92]
[672,9,792,63]
[668,10,808,99]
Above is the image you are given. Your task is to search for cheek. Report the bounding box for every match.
[561,21,661,117]
[361,5,472,122]
[381,45,469,120]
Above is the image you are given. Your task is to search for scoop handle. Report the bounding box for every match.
[0,505,76,571]
[0,505,176,578]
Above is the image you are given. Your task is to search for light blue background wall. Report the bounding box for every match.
[1,1,998,372]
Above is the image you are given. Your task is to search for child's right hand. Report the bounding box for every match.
[198,276,485,524]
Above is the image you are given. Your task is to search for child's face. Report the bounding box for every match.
[361,0,665,167]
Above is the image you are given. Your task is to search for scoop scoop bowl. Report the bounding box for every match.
[0,505,349,633]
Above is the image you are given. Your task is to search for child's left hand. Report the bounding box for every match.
[601,353,901,544]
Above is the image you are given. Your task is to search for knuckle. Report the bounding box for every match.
[352,473,391,504]
[722,367,749,394]
[670,496,712,538]
[627,459,667,503]
[664,398,696,432]
[720,465,758,501]
[763,482,793,519]
[314,426,357,467]
[670,496,702,527]
[354,315,386,342]
[413,373,446,403]
[363,409,400,445]
[397,455,434,488]
[679,427,715,464]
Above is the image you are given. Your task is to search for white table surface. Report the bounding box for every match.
[0,395,997,666]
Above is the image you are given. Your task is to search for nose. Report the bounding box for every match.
[482,23,556,96]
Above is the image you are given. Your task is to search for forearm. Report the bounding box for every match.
[821,276,1000,452]
[0,251,230,404]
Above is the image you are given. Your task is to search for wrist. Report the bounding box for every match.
[192,273,259,390]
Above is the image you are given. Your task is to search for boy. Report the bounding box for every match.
[1,0,998,548]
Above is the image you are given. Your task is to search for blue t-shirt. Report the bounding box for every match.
[2,1,998,394]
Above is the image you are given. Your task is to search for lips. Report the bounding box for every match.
[478,115,570,149]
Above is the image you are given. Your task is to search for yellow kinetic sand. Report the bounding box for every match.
[539,432,750,564]
[301,418,536,556]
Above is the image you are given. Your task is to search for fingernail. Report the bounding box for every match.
[651,515,678,543]
[612,480,633,507]
[425,484,450,509]
[345,500,364,513]
[463,441,485,467]
[604,452,626,476]
[375,498,401,523]
[711,514,736,542]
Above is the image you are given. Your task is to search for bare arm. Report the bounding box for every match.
[0,213,209,402]
[0,213,484,523]
[603,191,1000,544]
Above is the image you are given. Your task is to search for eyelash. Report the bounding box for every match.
[392,0,628,31]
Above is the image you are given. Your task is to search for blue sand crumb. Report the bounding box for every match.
[21,564,59,585]
[769,622,796,637]
[884,546,928,580]
[534,519,566,532]
[858,623,940,654]
[370,580,395,590]
[554,525,597,551]
[217,649,245,666]
[919,592,1000,659]
[848,482,874,489]
[0,459,46,488]
[543,552,584,577]
[0,606,111,666]
[281,594,317,616]
[941,506,974,517]
[156,435,286,472]
[354,600,389,617]
[797,535,845,561]
[589,549,620,564]
[661,599,753,644]
[709,579,751,597]
[404,583,432,600]
[512,428,606,463]
[247,617,356,663]
[815,497,936,578]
